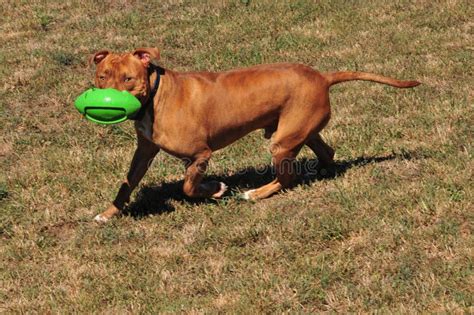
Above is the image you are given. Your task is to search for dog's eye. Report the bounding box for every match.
[99,75,106,81]
[124,77,134,82]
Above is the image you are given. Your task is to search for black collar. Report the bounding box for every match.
[130,64,162,121]
[148,63,161,97]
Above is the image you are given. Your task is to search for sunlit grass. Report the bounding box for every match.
[0,0,472,312]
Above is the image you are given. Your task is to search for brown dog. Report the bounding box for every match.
[90,47,420,222]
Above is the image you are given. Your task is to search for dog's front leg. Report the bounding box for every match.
[182,151,227,199]
[94,136,160,223]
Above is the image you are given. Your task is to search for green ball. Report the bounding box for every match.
[74,88,141,124]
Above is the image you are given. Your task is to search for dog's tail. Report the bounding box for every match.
[323,71,421,88]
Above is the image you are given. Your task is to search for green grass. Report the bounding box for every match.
[1,0,472,312]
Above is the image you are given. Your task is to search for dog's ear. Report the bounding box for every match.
[133,47,160,68]
[89,50,110,66]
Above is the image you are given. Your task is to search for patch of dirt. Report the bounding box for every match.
[39,220,82,241]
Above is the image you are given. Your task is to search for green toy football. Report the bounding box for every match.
[74,88,141,124]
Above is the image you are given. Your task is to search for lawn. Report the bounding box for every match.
[0,0,472,312]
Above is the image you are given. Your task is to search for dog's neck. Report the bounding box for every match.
[130,64,164,121]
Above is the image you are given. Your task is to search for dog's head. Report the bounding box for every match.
[90,48,160,103]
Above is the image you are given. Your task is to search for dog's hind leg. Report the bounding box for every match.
[243,99,331,200]
[242,131,304,200]
[182,150,227,199]
[305,133,335,166]
[305,97,334,166]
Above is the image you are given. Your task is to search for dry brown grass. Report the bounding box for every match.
[1,0,472,313]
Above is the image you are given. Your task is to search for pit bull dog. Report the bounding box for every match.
[90,47,420,222]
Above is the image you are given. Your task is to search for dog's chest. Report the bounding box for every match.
[134,110,154,142]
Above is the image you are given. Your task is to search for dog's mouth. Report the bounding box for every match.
[135,92,150,106]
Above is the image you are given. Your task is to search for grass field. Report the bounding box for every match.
[1,0,472,312]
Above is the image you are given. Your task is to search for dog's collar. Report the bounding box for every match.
[148,63,161,99]
[130,64,162,121]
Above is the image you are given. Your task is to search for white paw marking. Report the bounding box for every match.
[212,182,228,198]
[94,214,109,223]
[242,189,256,200]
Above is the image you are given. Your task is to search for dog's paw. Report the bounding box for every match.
[241,189,257,200]
[94,214,109,223]
[212,182,228,198]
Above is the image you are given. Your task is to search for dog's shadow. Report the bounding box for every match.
[123,151,416,219]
